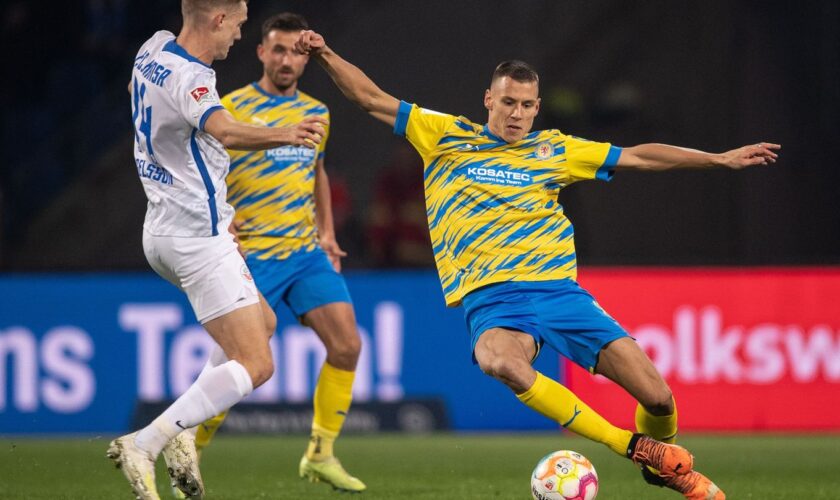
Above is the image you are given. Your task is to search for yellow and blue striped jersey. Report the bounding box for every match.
[394,101,621,306]
[222,83,329,259]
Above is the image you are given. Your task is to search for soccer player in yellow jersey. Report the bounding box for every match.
[296,29,781,500]
[188,13,365,493]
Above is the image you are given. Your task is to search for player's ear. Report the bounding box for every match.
[484,89,493,110]
[212,12,226,30]
[256,43,264,61]
[535,97,541,115]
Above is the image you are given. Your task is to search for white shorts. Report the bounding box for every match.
[143,229,259,323]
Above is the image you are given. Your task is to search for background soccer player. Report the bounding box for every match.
[109,1,326,499]
[185,12,366,493]
[295,29,780,500]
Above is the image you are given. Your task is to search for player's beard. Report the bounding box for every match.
[271,67,298,92]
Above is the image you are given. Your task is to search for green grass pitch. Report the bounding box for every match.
[1,433,838,499]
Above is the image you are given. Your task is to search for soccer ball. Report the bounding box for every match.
[530,450,599,500]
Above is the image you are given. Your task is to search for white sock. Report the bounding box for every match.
[187,345,231,437]
[134,359,253,457]
[196,345,229,379]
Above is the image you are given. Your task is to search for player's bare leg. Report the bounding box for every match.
[163,294,276,498]
[476,328,633,454]
[475,329,693,486]
[473,328,538,393]
[110,300,275,500]
[192,294,276,452]
[298,301,366,492]
[595,338,725,498]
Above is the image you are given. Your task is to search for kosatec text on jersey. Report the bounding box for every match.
[465,166,532,187]
[265,146,316,162]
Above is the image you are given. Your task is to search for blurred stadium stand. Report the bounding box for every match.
[1,0,838,270]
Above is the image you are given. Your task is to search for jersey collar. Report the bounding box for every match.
[251,82,299,102]
[162,39,212,69]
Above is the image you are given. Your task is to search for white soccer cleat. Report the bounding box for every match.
[106,432,161,500]
[162,431,205,499]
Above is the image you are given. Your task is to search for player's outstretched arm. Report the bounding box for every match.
[616,142,780,171]
[203,109,327,151]
[296,30,400,127]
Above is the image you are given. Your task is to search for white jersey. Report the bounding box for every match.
[130,31,234,237]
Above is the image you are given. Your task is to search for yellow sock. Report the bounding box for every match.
[195,410,228,453]
[517,372,633,456]
[306,362,355,461]
[635,398,678,443]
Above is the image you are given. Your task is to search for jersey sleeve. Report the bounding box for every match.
[564,135,623,183]
[393,101,457,159]
[176,71,225,132]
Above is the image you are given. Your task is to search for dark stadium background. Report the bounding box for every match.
[1,0,837,271]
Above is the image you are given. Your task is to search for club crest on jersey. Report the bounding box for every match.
[535,141,554,159]
[241,264,253,282]
[190,86,212,104]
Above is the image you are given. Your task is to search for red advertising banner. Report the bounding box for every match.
[566,268,840,431]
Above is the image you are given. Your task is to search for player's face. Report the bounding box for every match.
[214,1,247,60]
[484,77,540,143]
[258,30,309,91]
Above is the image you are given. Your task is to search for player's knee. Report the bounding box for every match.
[263,308,277,338]
[238,347,275,388]
[478,353,523,383]
[643,390,675,416]
[249,356,275,388]
[326,331,361,369]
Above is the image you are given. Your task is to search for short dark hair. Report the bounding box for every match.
[491,60,539,86]
[261,12,309,39]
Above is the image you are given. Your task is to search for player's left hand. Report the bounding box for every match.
[320,237,348,272]
[719,142,780,169]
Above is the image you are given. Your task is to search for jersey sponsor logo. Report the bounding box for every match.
[190,86,213,104]
[465,166,532,187]
[535,141,554,159]
[265,145,316,162]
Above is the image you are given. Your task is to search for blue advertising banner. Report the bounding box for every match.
[0,272,561,434]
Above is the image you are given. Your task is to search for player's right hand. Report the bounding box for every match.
[286,116,328,148]
[295,30,326,55]
[718,142,780,169]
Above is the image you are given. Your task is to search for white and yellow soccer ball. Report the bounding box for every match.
[530,450,599,500]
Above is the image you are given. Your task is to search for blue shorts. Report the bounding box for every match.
[246,247,352,319]
[462,279,630,372]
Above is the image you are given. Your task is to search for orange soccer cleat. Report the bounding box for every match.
[660,469,726,500]
[627,434,694,477]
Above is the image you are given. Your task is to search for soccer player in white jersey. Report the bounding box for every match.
[295,30,779,500]
[107,1,326,499]
[182,13,366,493]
